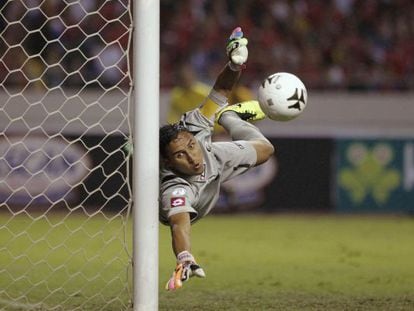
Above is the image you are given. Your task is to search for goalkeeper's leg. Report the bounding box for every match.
[217,101,274,165]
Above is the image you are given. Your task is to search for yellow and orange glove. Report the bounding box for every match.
[165,251,206,291]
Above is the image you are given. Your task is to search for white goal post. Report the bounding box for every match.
[133,0,159,310]
[0,1,159,310]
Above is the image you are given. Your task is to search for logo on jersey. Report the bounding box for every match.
[171,197,185,207]
[172,188,186,196]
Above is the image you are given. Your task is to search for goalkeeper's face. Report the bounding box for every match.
[164,131,204,176]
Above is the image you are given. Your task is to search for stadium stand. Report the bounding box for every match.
[1,0,413,91]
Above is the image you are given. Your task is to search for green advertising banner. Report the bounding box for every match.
[336,139,414,213]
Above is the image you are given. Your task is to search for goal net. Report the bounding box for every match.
[0,1,133,309]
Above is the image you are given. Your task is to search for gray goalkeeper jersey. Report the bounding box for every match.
[159,109,257,225]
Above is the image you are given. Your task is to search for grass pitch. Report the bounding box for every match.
[159,214,414,310]
[1,213,414,310]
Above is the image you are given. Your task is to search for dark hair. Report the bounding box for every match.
[159,123,189,158]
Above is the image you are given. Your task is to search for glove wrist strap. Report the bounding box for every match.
[177,251,195,263]
[228,61,246,72]
[208,89,228,107]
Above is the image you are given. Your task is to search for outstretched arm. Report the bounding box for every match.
[169,212,191,255]
[212,64,242,99]
[165,212,205,291]
[199,27,248,118]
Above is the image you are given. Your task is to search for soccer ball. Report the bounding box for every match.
[258,72,308,121]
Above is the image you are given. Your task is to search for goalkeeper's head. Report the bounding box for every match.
[159,123,204,176]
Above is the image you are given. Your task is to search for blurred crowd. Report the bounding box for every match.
[161,0,414,91]
[0,0,130,92]
[1,0,413,91]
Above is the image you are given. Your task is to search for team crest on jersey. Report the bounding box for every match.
[171,197,185,208]
[172,187,186,196]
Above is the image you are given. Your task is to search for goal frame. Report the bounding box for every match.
[133,1,160,310]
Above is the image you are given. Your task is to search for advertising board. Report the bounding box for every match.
[336,139,414,213]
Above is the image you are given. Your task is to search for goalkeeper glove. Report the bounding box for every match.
[226,27,248,71]
[165,251,206,291]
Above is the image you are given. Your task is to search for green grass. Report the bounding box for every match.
[1,213,414,310]
[0,212,132,310]
[159,214,414,310]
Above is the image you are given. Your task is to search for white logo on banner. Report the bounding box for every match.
[0,135,91,204]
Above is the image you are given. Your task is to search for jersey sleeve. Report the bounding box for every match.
[159,184,198,225]
[180,108,214,135]
[177,108,215,151]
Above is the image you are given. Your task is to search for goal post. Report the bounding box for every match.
[0,1,159,310]
[133,0,160,310]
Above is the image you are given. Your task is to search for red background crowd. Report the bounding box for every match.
[1,0,413,91]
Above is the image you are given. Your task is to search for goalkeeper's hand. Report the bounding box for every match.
[226,26,248,71]
[165,251,206,291]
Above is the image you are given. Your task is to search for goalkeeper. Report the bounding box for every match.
[160,27,274,291]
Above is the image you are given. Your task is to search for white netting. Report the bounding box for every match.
[0,1,133,310]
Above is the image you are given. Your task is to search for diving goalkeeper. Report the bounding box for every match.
[159,27,274,291]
